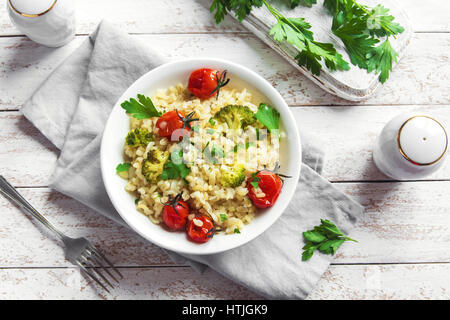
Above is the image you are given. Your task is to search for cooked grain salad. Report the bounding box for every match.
[117,68,287,243]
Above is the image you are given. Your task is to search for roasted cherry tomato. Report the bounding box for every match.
[247,171,283,209]
[187,215,215,243]
[162,194,190,230]
[156,110,198,141]
[187,68,229,100]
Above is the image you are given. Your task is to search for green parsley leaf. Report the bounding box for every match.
[160,150,190,180]
[121,94,162,120]
[303,230,327,243]
[332,17,380,69]
[234,228,241,234]
[319,218,345,237]
[290,0,318,9]
[367,5,405,37]
[301,244,318,261]
[206,128,215,135]
[231,0,263,22]
[324,0,403,83]
[250,172,260,189]
[268,17,349,75]
[366,39,398,84]
[116,163,131,174]
[255,103,280,131]
[220,214,228,221]
[287,17,314,40]
[210,0,229,23]
[304,40,350,73]
[301,219,357,261]
[318,239,345,255]
[135,198,140,205]
[209,118,216,126]
[297,0,317,8]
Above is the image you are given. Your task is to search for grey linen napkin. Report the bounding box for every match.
[21,21,363,299]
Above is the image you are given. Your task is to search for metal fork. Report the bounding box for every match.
[0,175,123,292]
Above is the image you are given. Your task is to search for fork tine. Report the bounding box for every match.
[75,260,110,293]
[89,246,123,279]
[87,252,119,283]
[82,254,114,289]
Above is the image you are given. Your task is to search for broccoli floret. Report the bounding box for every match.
[126,128,153,147]
[219,163,246,187]
[142,147,169,183]
[213,105,256,130]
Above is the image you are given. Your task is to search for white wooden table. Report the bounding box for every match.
[0,0,449,300]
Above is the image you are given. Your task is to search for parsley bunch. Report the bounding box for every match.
[210,0,404,83]
[302,219,357,261]
[323,0,404,83]
[211,0,349,76]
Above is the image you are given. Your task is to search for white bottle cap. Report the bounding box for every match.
[398,116,448,165]
[9,0,56,16]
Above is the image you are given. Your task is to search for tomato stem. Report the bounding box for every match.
[162,192,185,216]
[176,110,199,130]
[210,70,230,100]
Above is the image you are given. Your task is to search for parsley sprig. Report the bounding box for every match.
[121,94,162,119]
[302,219,357,261]
[211,0,349,76]
[210,0,404,83]
[255,103,280,132]
[116,163,131,174]
[323,0,404,83]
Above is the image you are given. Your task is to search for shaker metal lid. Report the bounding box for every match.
[398,115,448,166]
[9,0,56,17]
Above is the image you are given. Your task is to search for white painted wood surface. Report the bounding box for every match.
[1,33,449,110]
[0,0,449,300]
[1,264,449,300]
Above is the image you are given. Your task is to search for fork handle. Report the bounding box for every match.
[0,175,66,241]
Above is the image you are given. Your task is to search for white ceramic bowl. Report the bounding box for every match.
[101,58,302,255]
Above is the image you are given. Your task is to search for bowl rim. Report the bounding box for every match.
[100,57,302,255]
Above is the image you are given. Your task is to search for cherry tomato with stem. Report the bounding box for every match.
[187,215,215,243]
[247,170,283,209]
[162,193,190,230]
[188,68,230,100]
[156,110,198,141]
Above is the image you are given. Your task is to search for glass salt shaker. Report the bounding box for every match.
[373,113,448,180]
[7,0,75,47]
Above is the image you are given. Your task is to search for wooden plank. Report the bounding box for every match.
[399,0,450,33]
[308,263,450,300]
[336,181,450,263]
[0,113,59,187]
[0,0,448,36]
[1,33,449,111]
[0,183,449,268]
[292,105,450,182]
[2,105,450,188]
[0,264,448,299]
[0,0,243,37]
[0,267,262,299]
[0,188,174,267]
